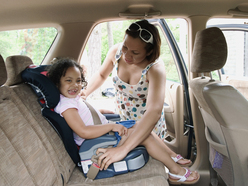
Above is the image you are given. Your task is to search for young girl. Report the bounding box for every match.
[47,58,200,185]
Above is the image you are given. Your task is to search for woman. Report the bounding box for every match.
[82,20,193,172]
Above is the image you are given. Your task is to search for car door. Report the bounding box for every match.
[150,19,194,159]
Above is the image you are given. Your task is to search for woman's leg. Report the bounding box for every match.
[116,126,198,182]
[118,124,191,165]
[151,131,192,165]
[140,132,199,181]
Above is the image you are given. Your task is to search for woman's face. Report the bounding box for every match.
[59,66,82,98]
[122,35,151,65]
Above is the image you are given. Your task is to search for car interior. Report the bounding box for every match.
[1,0,248,186]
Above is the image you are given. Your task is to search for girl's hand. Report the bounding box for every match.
[99,108,115,114]
[112,124,128,136]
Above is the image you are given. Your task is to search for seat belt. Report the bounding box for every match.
[83,100,113,180]
[84,101,101,125]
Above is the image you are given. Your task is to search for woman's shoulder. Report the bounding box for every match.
[146,59,164,71]
[108,43,121,55]
[105,43,122,63]
[147,59,166,78]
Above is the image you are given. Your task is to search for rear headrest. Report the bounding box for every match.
[191,27,227,73]
[5,55,34,86]
[0,55,7,86]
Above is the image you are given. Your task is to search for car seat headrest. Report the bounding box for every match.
[0,55,7,86]
[191,27,227,73]
[5,55,34,86]
[21,65,60,108]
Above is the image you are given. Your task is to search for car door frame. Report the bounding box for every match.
[149,19,195,159]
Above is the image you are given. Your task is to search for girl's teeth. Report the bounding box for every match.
[69,89,77,94]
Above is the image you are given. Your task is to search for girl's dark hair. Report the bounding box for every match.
[125,20,161,63]
[47,57,87,88]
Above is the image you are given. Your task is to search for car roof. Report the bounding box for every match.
[1,0,248,31]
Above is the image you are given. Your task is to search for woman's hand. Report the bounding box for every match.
[112,124,128,136]
[79,89,87,100]
[96,146,128,170]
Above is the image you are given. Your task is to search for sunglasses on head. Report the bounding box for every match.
[128,22,154,44]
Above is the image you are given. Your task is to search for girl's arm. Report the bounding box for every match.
[97,62,166,170]
[81,44,119,98]
[62,108,127,139]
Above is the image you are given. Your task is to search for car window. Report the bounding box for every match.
[157,23,180,82]
[207,19,248,99]
[158,18,187,83]
[166,19,188,70]
[80,21,131,109]
[0,27,57,65]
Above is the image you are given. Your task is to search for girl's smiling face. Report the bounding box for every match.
[59,66,82,98]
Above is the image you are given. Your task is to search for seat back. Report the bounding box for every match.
[0,55,61,185]
[1,55,75,185]
[189,27,248,186]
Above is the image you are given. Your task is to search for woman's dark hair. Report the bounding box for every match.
[125,20,161,63]
[47,57,87,88]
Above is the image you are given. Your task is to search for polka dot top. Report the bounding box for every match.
[112,44,166,140]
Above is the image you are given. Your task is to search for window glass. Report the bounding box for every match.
[0,27,57,65]
[166,19,188,69]
[80,21,133,109]
[158,18,187,83]
[157,25,180,82]
[223,30,248,77]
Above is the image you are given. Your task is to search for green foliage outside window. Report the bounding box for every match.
[0,27,57,65]
[100,20,134,64]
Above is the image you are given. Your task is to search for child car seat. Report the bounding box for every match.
[21,65,149,180]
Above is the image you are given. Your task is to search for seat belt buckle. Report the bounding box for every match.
[86,162,100,180]
[91,152,103,163]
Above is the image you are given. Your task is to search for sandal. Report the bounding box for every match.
[168,167,200,185]
[171,154,192,167]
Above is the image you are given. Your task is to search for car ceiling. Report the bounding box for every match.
[1,0,248,31]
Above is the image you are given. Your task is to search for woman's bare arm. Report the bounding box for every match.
[81,44,119,98]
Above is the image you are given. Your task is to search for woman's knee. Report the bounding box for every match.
[141,133,154,146]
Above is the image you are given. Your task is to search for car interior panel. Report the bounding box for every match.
[1,0,248,186]
[164,83,189,158]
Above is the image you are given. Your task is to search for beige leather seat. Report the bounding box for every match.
[189,27,248,186]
